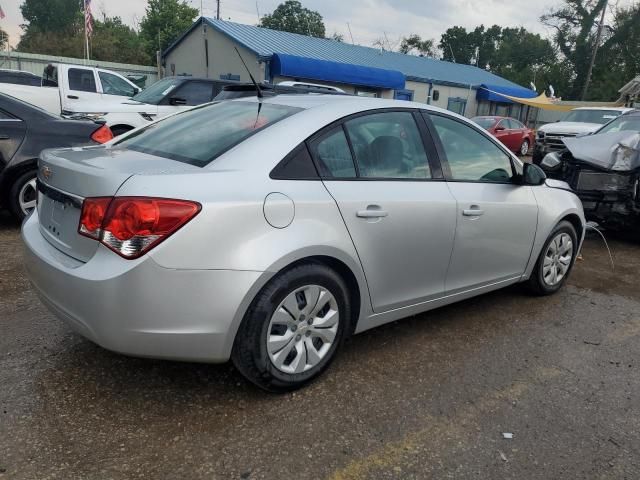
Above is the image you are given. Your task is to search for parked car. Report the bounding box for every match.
[0,93,113,221]
[23,95,585,391]
[540,110,640,230]
[532,107,634,164]
[0,69,42,87]
[0,63,141,116]
[75,77,238,136]
[471,116,534,155]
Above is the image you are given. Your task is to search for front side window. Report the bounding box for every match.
[344,112,431,179]
[429,114,514,183]
[117,101,302,167]
[68,68,97,92]
[99,71,136,97]
[171,81,213,105]
[310,127,356,178]
[510,119,525,129]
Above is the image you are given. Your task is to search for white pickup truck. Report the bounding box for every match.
[0,63,141,116]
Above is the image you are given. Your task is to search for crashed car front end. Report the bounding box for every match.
[541,131,640,228]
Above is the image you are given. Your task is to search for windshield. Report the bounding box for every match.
[471,117,499,129]
[131,77,182,104]
[562,109,622,124]
[597,114,640,134]
[116,101,303,167]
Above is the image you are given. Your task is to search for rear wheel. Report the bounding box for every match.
[9,170,37,221]
[527,221,577,295]
[519,139,530,156]
[232,263,351,392]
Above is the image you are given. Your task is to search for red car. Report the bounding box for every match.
[471,116,535,156]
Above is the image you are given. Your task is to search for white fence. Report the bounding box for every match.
[0,51,158,87]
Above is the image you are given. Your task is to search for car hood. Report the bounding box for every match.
[563,131,640,171]
[539,122,601,135]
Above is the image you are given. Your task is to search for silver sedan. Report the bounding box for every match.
[23,95,585,391]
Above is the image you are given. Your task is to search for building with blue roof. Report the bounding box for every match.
[163,17,537,120]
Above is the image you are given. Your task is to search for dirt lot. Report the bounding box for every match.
[1,211,639,480]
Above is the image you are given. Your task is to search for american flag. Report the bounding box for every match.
[84,0,93,36]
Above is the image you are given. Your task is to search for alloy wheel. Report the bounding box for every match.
[267,285,339,374]
[542,233,573,286]
[520,140,529,156]
[19,177,37,216]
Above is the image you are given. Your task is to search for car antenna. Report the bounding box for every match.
[234,46,263,99]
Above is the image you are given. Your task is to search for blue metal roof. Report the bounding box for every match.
[164,18,534,91]
[271,53,405,89]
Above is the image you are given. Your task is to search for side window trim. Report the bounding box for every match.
[306,107,444,182]
[423,111,518,184]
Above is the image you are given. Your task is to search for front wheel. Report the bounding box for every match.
[232,263,351,392]
[527,221,578,295]
[9,170,37,221]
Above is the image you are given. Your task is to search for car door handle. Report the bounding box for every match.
[67,95,79,99]
[463,207,484,216]
[0,135,9,140]
[356,208,388,218]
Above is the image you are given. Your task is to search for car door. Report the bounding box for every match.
[309,110,457,312]
[0,108,26,166]
[61,67,102,108]
[425,112,538,294]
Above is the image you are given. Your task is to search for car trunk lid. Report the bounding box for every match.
[37,146,198,262]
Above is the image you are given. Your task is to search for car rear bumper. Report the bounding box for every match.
[22,210,264,362]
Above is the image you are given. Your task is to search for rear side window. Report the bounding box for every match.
[309,127,357,178]
[68,68,97,92]
[117,101,302,167]
[172,81,213,105]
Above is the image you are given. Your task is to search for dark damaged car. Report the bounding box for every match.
[540,110,640,229]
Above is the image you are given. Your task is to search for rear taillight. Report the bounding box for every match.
[90,125,114,144]
[79,197,201,259]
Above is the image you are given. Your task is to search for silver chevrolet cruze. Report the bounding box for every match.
[23,95,585,391]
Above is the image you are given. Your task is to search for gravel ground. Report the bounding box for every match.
[1,210,639,480]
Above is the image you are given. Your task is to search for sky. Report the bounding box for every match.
[0,0,630,51]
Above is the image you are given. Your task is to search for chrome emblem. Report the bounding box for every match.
[42,165,52,180]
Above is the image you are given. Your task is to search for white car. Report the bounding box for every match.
[533,107,634,163]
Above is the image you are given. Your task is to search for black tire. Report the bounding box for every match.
[232,263,352,392]
[527,221,578,295]
[8,170,37,221]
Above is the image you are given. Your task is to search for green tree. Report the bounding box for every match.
[439,26,475,64]
[20,0,82,33]
[0,28,7,50]
[91,16,148,65]
[541,0,608,99]
[139,0,198,64]
[399,34,437,57]
[259,0,325,38]
[329,32,344,42]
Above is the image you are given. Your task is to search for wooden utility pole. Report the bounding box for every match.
[216,0,220,19]
[581,0,608,100]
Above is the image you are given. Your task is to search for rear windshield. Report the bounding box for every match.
[562,109,622,124]
[472,117,498,129]
[116,101,302,167]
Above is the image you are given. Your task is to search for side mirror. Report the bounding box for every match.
[522,162,547,186]
[540,152,562,170]
[169,96,187,106]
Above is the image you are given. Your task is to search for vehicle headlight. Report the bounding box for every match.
[537,130,545,139]
[541,152,561,169]
[65,112,107,120]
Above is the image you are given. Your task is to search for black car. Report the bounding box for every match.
[0,69,42,87]
[0,93,113,221]
[540,110,640,230]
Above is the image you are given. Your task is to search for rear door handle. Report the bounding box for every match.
[463,207,484,216]
[356,208,388,219]
[67,95,79,99]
